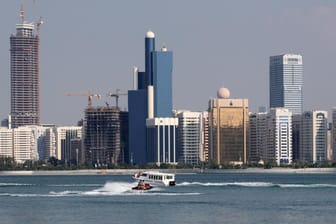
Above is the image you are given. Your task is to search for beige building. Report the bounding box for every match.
[208,88,249,165]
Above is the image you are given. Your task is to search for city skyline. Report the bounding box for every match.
[1,1,336,125]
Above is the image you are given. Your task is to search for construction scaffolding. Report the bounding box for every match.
[83,106,121,166]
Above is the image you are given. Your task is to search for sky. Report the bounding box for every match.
[1,0,336,125]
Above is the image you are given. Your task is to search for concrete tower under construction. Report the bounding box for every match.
[10,6,41,128]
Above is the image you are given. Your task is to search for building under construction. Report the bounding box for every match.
[10,6,41,128]
[83,106,128,166]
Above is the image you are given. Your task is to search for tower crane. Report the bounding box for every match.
[106,89,127,108]
[65,91,101,108]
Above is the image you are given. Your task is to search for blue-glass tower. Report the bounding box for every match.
[269,54,303,115]
[145,31,155,86]
[152,48,173,117]
[128,31,174,165]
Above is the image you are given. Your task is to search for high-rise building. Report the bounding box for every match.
[248,112,267,164]
[301,111,328,163]
[10,8,40,128]
[129,31,174,165]
[152,47,173,117]
[208,88,249,165]
[269,54,303,115]
[84,107,124,165]
[176,111,202,165]
[267,108,292,165]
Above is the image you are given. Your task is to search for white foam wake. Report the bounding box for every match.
[178,182,336,188]
[0,183,33,187]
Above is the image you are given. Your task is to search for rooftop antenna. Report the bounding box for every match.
[20,2,25,23]
[36,16,43,36]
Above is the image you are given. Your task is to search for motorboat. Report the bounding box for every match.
[132,171,176,186]
[132,180,153,191]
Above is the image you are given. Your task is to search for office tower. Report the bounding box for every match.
[301,111,328,163]
[249,112,267,164]
[269,54,303,115]
[0,128,13,158]
[267,108,292,165]
[84,107,122,165]
[176,111,202,165]
[129,31,174,165]
[152,47,173,117]
[10,8,41,128]
[208,88,249,165]
[146,118,178,165]
[128,89,147,164]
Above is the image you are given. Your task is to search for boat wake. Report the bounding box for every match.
[178,181,336,188]
[0,182,34,187]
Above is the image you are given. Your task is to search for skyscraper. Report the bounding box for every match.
[269,54,303,115]
[128,31,174,165]
[10,7,41,128]
[152,47,173,117]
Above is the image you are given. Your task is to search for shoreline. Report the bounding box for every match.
[0,167,336,176]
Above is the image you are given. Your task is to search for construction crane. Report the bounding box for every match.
[65,91,101,108]
[107,89,127,108]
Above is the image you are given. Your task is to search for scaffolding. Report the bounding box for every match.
[84,106,121,166]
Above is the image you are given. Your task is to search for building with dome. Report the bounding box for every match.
[208,88,249,165]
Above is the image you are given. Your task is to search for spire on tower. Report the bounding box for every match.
[20,2,25,23]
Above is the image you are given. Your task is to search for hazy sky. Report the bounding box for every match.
[1,0,336,125]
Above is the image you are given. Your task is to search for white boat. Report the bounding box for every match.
[132,171,176,186]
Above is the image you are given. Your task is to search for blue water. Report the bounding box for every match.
[1,172,336,224]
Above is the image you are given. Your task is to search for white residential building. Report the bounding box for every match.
[43,128,57,160]
[55,126,82,161]
[0,127,13,158]
[301,111,328,163]
[267,108,292,165]
[13,126,34,163]
[176,111,202,165]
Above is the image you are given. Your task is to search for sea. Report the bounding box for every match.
[1,171,336,224]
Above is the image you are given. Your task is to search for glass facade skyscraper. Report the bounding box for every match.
[269,54,303,115]
[128,31,174,165]
[152,48,173,117]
